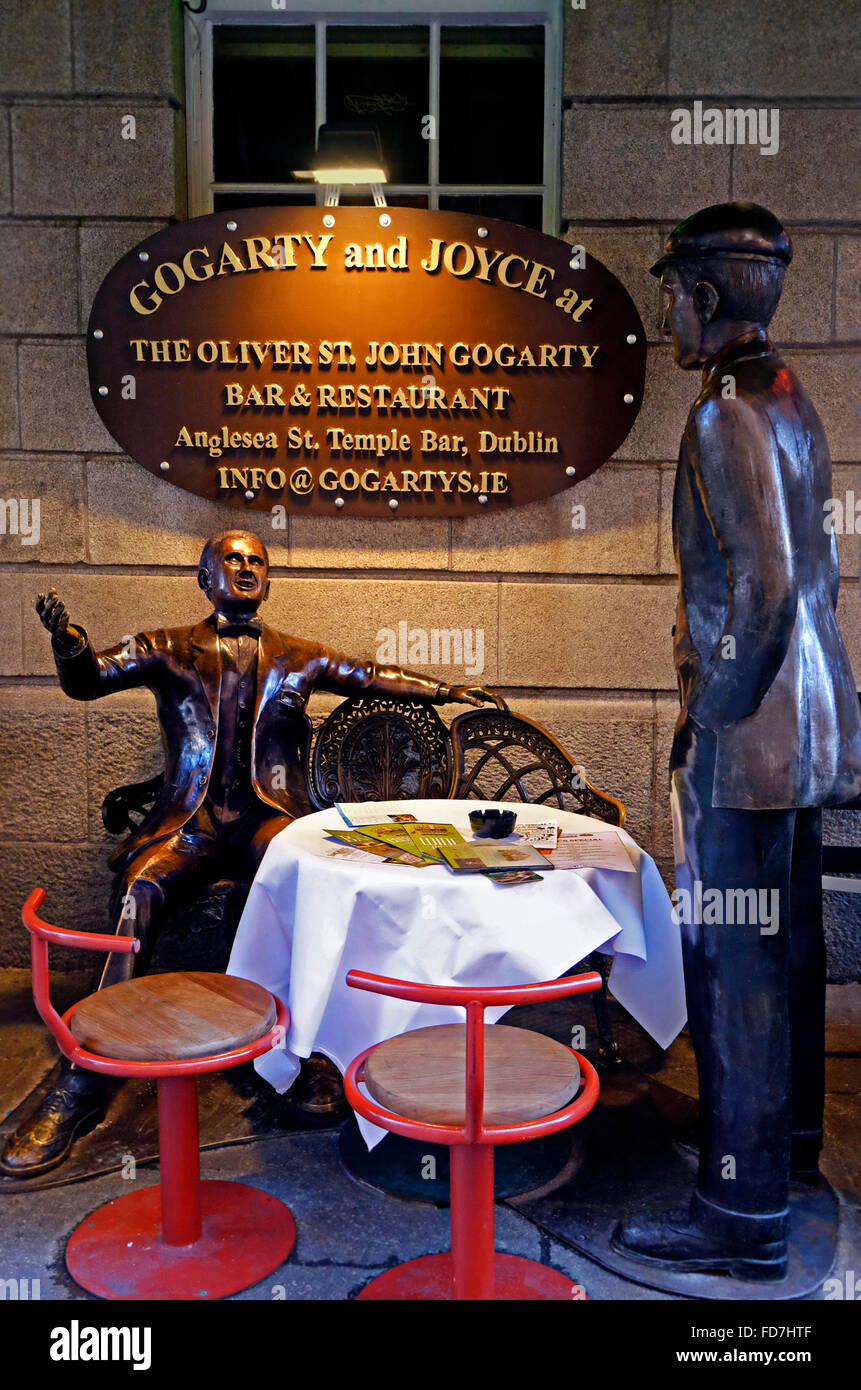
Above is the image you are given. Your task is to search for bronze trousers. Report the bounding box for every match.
[99,802,293,991]
[670,716,824,1242]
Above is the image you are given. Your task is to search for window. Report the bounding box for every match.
[184,1,562,233]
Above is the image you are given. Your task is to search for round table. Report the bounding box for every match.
[228,798,685,1166]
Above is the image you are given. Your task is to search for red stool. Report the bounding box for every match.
[23,888,297,1300]
[344,968,601,1300]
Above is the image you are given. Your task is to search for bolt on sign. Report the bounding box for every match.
[88,208,646,517]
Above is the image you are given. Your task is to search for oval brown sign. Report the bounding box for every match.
[87,207,646,517]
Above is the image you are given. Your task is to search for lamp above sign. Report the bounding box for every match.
[87,207,646,517]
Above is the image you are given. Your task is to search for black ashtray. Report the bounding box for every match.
[469,808,517,839]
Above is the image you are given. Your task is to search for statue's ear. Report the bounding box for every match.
[262,578,271,602]
[694,280,720,325]
[197,567,210,594]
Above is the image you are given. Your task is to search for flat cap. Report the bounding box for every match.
[650,202,792,277]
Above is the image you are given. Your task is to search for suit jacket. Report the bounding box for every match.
[54,614,446,867]
[673,328,861,809]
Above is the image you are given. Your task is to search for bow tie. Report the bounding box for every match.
[215,614,263,638]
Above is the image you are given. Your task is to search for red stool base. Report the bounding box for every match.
[356,1251,586,1301]
[66,1179,296,1300]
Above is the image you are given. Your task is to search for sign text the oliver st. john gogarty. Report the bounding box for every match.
[87,208,646,517]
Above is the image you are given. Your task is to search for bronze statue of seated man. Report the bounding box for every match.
[1,529,494,1177]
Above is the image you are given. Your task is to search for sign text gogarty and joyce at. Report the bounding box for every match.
[128,233,597,318]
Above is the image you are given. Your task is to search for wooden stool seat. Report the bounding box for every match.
[364,1024,580,1127]
[69,971,278,1062]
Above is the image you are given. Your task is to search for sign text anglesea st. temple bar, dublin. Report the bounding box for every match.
[88,207,646,517]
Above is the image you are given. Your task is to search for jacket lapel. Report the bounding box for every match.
[254,623,286,730]
[190,617,222,722]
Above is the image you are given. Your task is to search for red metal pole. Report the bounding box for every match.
[450,999,495,1298]
[450,1143,495,1300]
[464,1001,484,1144]
[157,1076,202,1247]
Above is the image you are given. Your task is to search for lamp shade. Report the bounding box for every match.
[295,123,388,185]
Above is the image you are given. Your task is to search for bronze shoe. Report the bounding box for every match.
[0,1073,109,1179]
[290,1054,347,1115]
[611,1209,788,1282]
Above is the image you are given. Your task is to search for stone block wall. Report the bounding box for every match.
[0,1,858,974]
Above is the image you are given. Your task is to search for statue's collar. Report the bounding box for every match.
[209,611,264,637]
[703,327,773,383]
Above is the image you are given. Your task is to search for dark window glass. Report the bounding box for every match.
[335,191,429,209]
[326,27,429,185]
[439,26,544,185]
[213,192,316,211]
[439,193,543,232]
[213,26,316,183]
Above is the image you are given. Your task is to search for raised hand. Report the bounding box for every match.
[36,588,84,652]
[445,685,500,708]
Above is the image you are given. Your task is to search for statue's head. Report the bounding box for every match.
[650,202,792,369]
[197,530,270,617]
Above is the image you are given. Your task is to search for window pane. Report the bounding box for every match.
[213,192,317,212]
[326,27,429,185]
[439,26,544,185]
[439,193,543,232]
[335,191,429,209]
[213,26,316,183]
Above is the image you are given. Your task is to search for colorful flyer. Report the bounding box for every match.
[513,820,559,850]
[483,869,544,887]
[440,842,554,874]
[357,822,467,862]
[351,823,430,855]
[323,829,430,867]
[548,831,636,873]
[404,823,466,861]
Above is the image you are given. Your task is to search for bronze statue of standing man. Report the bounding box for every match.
[614,203,861,1281]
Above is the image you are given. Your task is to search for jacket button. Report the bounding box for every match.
[207,726,215,739]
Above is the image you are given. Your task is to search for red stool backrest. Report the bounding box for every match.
[21,887,287,1080]
[23,887,140,1060]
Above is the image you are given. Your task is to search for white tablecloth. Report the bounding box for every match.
[228,799,686,1148]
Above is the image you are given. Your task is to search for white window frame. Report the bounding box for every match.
[183,0,563,233]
